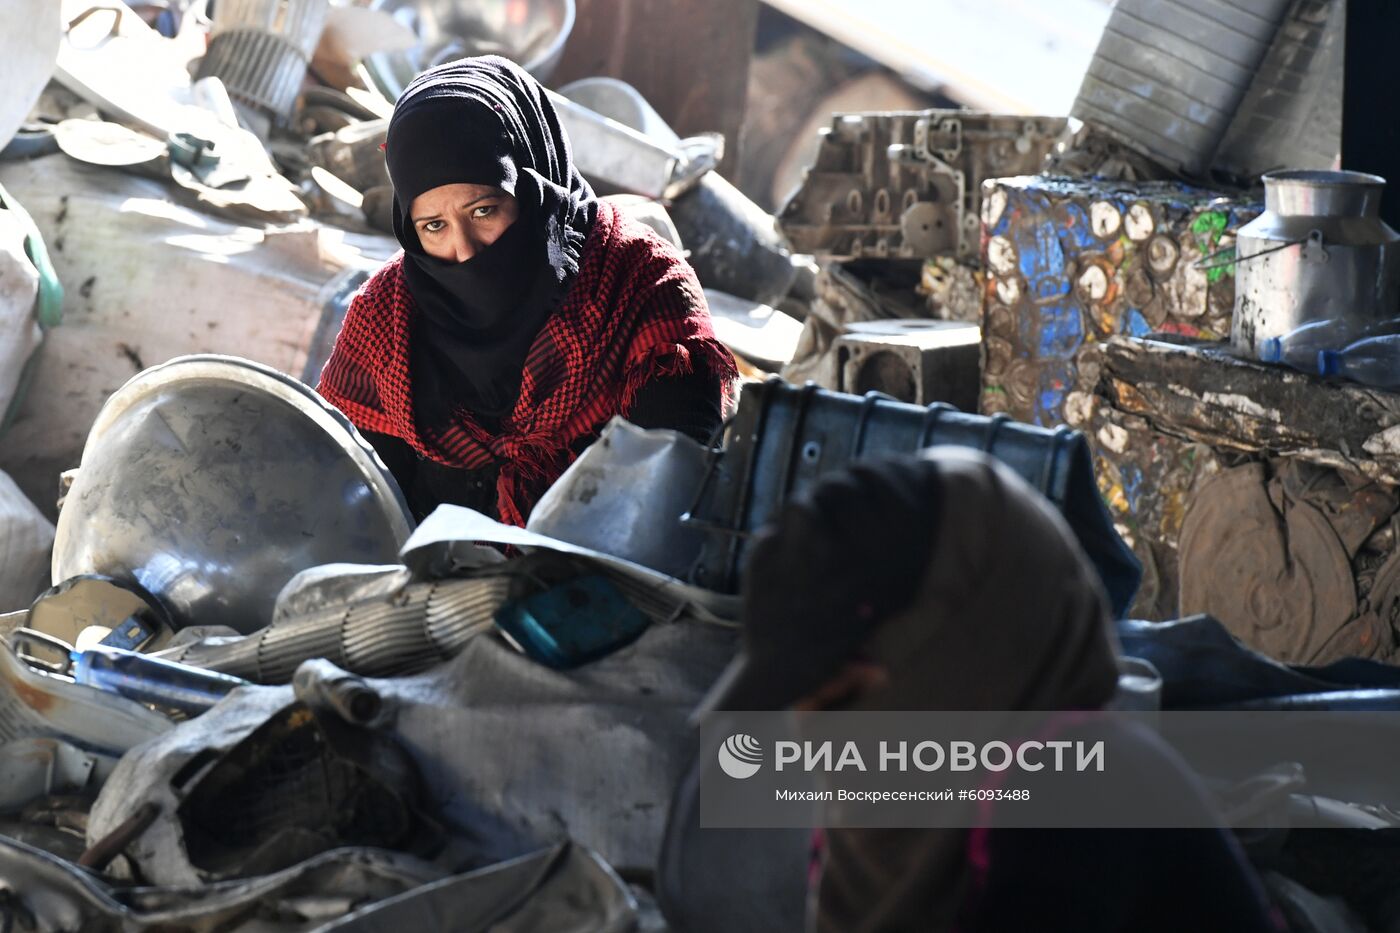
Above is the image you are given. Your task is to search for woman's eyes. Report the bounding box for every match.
[420,205,496,233]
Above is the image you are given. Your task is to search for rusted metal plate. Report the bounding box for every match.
[1081,336,1400,486]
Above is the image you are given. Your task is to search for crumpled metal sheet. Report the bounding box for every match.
[0,834,449,932]
[317,842,635,933]
[0,633,171,756]
[0,837,633,933]
[404,504,739,623]
[528,418,715,583]
[0,737,107,813]
[89,620,736,885]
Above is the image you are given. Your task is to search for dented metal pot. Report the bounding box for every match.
[1231,170,1400,358]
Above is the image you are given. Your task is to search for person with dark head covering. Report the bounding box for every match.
[695,448,1283,933]
[319,57,737,526]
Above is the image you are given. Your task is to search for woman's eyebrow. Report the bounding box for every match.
[412,193,497,223]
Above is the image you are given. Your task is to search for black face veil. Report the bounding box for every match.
[384,55,598,421]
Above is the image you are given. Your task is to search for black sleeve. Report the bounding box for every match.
[361,429,498,523]
[624,367,726,445]
[362,429,418,489]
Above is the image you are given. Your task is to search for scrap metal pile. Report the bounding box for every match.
[3,0,1400,929]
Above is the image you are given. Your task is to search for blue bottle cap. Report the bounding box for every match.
[1318,349,1341,376]
[1259,337,1282,363]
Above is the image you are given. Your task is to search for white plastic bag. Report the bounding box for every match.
[0,468,53,612]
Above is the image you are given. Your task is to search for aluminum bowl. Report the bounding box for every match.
[365,0,575,100]
[52,356,413,635]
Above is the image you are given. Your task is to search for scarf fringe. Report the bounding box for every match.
[620,335,739,417]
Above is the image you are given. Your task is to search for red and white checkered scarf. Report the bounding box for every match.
[319,201,737,526]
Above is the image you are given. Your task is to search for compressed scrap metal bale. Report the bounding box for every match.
[779,111,1065,265]
[979,175,1259,427]
[1084,336,1400,486]
[1067,341,1222,621]
[1072,335,1400,662]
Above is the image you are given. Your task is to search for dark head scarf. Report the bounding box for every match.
[751,448,1120,933]
[384,56,598,420]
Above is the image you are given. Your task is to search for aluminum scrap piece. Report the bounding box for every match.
[528,418,715,584]
[315,841,636,932]
[197,0,330,121]
[0,632,171,756]
[168,574,510,684]
[0,833,451,931]
[90,619,736,885]
[1214,0,1345,181]
[1071,0,1291,177]
[52,355,414,636]
[365,0,574,97]
[402,503,741,623]
[778,110,1065,262]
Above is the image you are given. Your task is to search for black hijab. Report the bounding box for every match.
[385,56,598,421]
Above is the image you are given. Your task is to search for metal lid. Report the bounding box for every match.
[52,356,413,635]
[1262,170,1388,218]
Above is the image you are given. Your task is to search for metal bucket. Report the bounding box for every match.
[1231,170,1400,358]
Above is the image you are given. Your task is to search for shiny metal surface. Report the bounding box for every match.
[52,356,413,635]
[365,0,574,99]
[1232,170,1400,357]
[528,418,713,583]
[556,78,721,200]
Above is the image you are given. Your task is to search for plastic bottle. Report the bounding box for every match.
[1318,334,1400,390]
[1261,318,1400,372]
[71,646,250,716]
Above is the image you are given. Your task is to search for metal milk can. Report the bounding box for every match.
[1231,170,1400,358]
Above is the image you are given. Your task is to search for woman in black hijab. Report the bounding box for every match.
[319,57,737,526]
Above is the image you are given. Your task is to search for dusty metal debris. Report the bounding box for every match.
[529,418,715,584]
[669,172,796,308]
[167,571,511,683]
[89,624,734,886]
[0,834,455,931]
[1072,0,1290,177]
[197,0,330,128]
[1179,462,1357,664]
[176,699,439,880]
[1213,0,1344,182]
[777,110,1064,262]
[26,574,168,651]
[363,0,575,98]
[51,355,413,635]
[831,319,980,409]
[1075,336,1400,486]
[0,630,171,755]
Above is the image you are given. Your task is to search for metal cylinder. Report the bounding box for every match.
[1231,170,1400,357]
[197,0,329,121]
[1071,0,1291,177]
